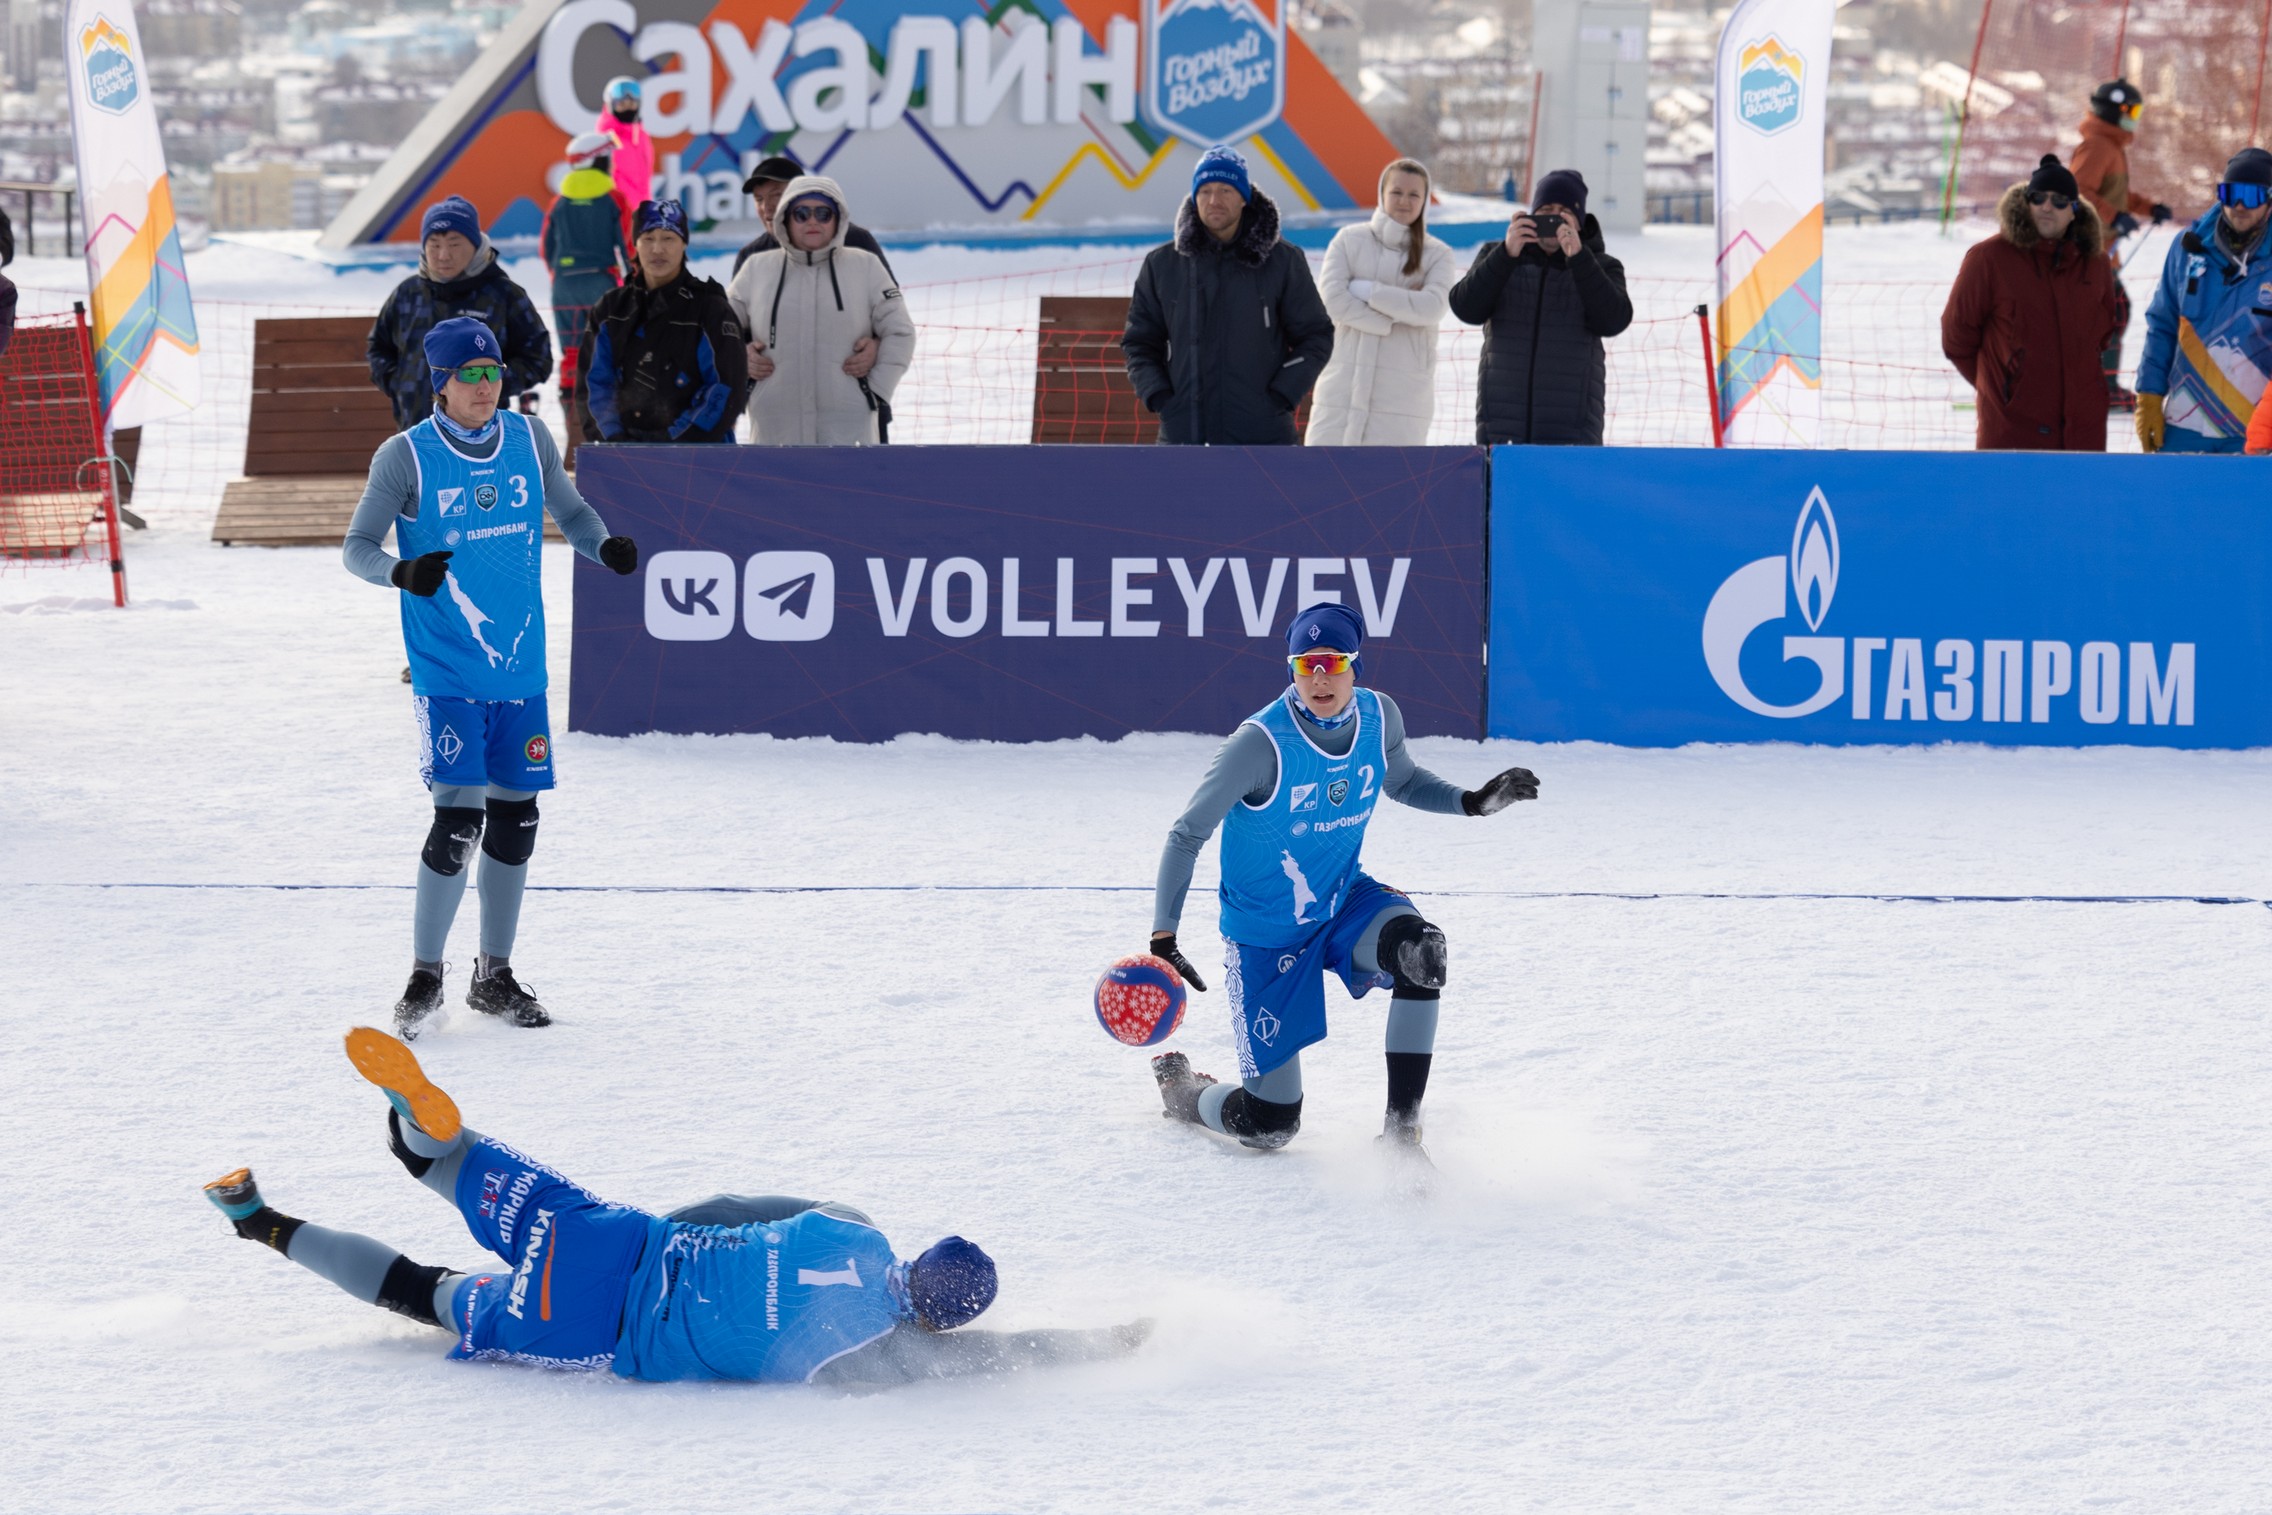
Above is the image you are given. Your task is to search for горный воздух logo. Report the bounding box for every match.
[1701,488,2198,730]
[80,15,140,115]
[1144,0,1286,145]
[1735,36,1803,136]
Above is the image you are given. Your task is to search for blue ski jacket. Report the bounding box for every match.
[2137,206,2272,447]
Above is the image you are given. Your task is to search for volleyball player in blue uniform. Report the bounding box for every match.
[343,317,639,1037]
[202,1029,1143,1386]
[1148,604,1539,1155]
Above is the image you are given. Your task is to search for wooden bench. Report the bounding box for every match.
[213,316,559,547]
[1029,295,1310,443]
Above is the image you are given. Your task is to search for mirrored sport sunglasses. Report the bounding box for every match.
[1287,651,1357,677]
[789,203,838,224]
[2217,181,2272,209]
[453,362,503,384]
[2027,191,2074,210]
[2119,100,2144,121]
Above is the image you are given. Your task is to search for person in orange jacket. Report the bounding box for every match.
[2071,79,2173,407]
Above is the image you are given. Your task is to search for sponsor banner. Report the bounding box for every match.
[321,0,1395,247]
[63,0,200,427]
[1488,448,2263,748]
[570,445,1485,741]
[1713,0,1831,447]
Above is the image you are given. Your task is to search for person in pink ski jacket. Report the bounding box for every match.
[595,77,655,242]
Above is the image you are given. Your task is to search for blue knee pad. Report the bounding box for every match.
[481,795,539,867]
[422,807,486,877]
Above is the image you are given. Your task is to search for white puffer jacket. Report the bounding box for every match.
[726,175,915,444]
[1304,210,1456,445]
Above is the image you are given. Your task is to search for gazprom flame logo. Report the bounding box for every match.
[80,16,139,115]
[1702,488,1844,718]
[1736,36,1802,136]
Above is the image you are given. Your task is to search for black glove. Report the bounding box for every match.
[599,535,638,575]
[1148,932,1208,993]
[2112,211,2140,238]
[2150,203,2174,225]
[1462,766,1540,816]
[389,550,452,597]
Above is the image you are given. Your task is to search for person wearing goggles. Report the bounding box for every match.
[2136,147,2272,453]
[341,316,640,1037]
[1147,603,1539,1168]
[2071,79,2173,408]
[1940,154,2121,451]
[593,75,654,228]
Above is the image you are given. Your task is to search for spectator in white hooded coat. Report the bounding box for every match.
[1305,159,1456,445]
[726,175,914,444]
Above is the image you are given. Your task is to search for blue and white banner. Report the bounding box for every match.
[1488,449,2266,748]
[1143,0,1286,145]
[570,446,1485,742]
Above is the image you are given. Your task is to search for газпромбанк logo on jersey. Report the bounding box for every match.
[1701,489,2196,731]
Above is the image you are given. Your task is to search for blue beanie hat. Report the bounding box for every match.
[633,197,689,241]
[1192,145,1251,202]
[419,195,481,247]
[1532,168,1588,216]
[1286,601,1365,668]
[424,316,502,392]
[909,1236,996,1329]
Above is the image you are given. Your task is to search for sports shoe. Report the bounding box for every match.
[1377,1112,1436,1170]
[1388,923,1448,991]
[1152,1050,1217,1124]
[466,964,551,1028]
[394,966,445,1041]
[344,1025,463,1142]
[203,1166,264,1221]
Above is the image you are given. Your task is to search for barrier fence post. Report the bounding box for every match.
[71,301,128,607]
[1695,304,1725,449]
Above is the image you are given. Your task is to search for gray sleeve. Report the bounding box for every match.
[1378,694,1469,816]
[1153,724,1279,935]
[342,434,418,587]
[533,421,609,564]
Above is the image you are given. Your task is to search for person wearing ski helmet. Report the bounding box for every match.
[2137,147,2272,453]
[595,76,654,231]
[2070,79,2173,408]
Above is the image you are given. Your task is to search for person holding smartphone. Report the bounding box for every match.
[1447,168,1632,446]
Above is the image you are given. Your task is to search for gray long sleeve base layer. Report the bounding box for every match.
[342,420,610,586]
[1152,690,1468,936]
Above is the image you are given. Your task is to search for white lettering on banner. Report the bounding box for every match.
[1056,557,1104,636]
[1229,557,1289,636]
[1297,557,1343,610]
[1704,490,2198,730]
[931,557,987,637]
[1169,557,1226,635]
[538,4,1138,136]
[1001,558,1049,636]
[1111,559,1161,636]
[868,557,927,636]
[1162,32,1273,116]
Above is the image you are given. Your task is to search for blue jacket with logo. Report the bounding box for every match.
[2137,207,2272,447]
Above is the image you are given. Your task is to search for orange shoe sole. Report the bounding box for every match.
[203,1166,253,1196]
[344,1025,462,1143]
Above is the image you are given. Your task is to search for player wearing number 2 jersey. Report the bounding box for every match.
[1146,603,1540,1158]
[343,317,639,1038]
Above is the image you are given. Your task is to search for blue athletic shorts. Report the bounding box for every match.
[415,694,555,791]
[441,1135,659,1372]
[1223,874,1412,1079]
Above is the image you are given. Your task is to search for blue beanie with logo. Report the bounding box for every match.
[1286,602,1365,681]
[424,316,502,392]
[908,1236,997,1330]
[1192,145,1252,202]
[419,195,481,247]
[633,197,690,241]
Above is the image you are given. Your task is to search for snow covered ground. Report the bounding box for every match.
[6,530,2272,1512]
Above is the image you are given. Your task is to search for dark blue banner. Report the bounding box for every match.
[570,445,1487,741]
[1489,448,2269,748]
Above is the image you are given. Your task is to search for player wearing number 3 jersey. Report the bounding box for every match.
[1147,603,1540,1159]
[343,317,640,1038]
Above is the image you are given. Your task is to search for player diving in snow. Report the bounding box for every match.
[343,316,639,1037]
[204,1028,1145,1386]
[1148,604,1539,1154]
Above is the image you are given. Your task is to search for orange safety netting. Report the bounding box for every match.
[0,310,126,601]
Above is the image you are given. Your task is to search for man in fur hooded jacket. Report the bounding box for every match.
[1123,146,1334,445]
[1941,155,2121,452]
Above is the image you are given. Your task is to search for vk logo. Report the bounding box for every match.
[644,551,735,642]
[744,551,835,642]
[1701,488,1844,717]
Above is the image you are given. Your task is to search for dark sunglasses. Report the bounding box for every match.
[2217,181,2271,209]
[2027,191,2074,210]
[789,204,837,224]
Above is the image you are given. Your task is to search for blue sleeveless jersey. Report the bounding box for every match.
[1218,689,1387,948]
[397,412,549,701]
[618,1208,907,1383]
